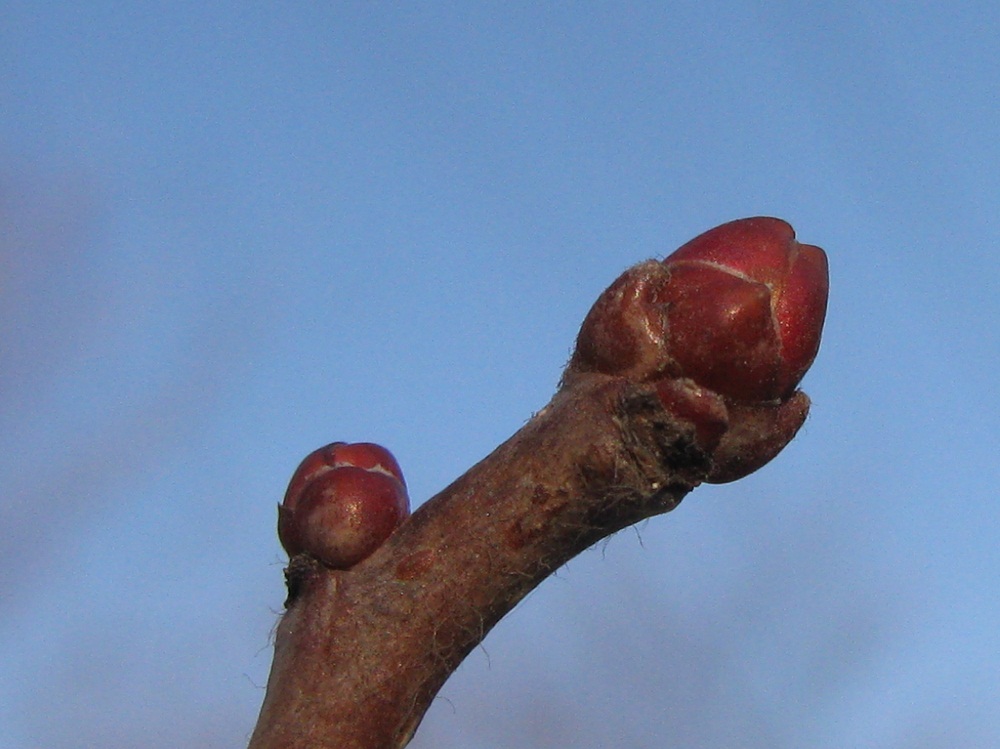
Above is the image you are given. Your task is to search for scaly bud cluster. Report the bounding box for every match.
[569,217,829,482]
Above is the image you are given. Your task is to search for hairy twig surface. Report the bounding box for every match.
[248,217,829,748]
[249,377,710,748]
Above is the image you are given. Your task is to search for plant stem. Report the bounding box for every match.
[248,373,712,749]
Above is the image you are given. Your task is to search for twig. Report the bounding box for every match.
[248,217,828,748]
[249,375,714,748]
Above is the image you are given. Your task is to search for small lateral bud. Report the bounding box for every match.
[278,442,410,568]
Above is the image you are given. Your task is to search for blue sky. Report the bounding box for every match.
[2,2,999,747]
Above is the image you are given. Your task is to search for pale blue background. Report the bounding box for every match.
[3,3,998,747]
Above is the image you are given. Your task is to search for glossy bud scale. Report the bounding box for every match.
[659,217,828,403]
[570,217,829,483]
[278,442,410,569]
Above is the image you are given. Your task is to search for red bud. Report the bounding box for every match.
[569,217,829,482]
[293,466,410,569]
[278,442,410,567]
[661,217,828,402]
[655,261,780,402]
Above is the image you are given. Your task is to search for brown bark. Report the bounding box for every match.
[248,217,827,747]
[248,373,716,749]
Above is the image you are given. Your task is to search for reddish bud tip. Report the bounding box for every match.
[661,217,829,402]
[280,442,345,516]
[278,442,410,567]
[569,217,828,481]
[282,441,405,511]
[568,218,828,405]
